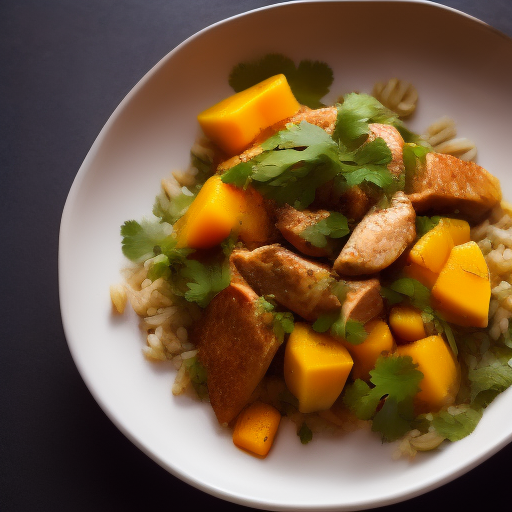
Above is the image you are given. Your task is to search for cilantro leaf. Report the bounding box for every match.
[415,215,442,238]
[179,259,230,308]
[403,143,431,184]
[228,53,333,108]
[256,296,294,342]
[369,356,424,402]
[222,121,342,209]
[153,188,195,225]
[299,211,349,248]
[343,166,394,190]
[372,396,416,442]
[351,137,393,166]
[289,59,334,108]
[273,312,295,343]
[383,277,431,311]
[334,318,367,345]
[333,93,402,149]
[120,219,173,263]
[183,356,209,400]
[146,254,171,281]
[343,355,423,441]
[468,359,512,403]
[431,408,483,442]
[312,312,339,333]
[229,54,297,93]
[435,315,458,355]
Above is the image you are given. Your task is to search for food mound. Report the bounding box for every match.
[113,63,512,459]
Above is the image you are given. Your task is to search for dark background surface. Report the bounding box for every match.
[2,1,512,510]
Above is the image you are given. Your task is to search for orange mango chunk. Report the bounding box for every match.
[396,335,460,411]
[232,401,281,458]
[403,260,439,289]
[442,218,470,246]
[408,218,471,275]
[173,175,270,249]
[389,305,426,342]
[342,319,394,381]
[431,241,491,328]
[284,323,353,413]
[409,219,455,273]
[197,74,301,155]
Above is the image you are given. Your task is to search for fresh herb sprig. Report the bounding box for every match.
[343,355,424,441]
[229,53,333,108]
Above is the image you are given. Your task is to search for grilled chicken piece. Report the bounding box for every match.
[314,183,376,224]
[343,278,384,324]
[230,244,341,321]
[367,123,405,177]
[275,205,336,258]
[406,152,501,222]
[218,106,337,172]
[334,192,416,275]
[313,122,405,221]
[193,282,280,425]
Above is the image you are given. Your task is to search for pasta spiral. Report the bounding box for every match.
[372,78,418,117]
[423,116,477,161]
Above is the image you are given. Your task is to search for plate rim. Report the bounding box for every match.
[58,1,512,510]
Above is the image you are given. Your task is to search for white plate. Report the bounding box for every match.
[59,1,512,510]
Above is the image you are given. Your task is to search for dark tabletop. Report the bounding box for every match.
[2,1,512,511]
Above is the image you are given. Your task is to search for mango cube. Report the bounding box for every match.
[409,220,455,273]
[408,218,471,275]
[442,218,470,246]
[284,323,353,413]
[173,175,270,249]
[431,241,491,327]
[389,305,426,342]
[396,335,459,411]
[342,319,394,381]
[403,260,439,289]
[232,401,281,458]
[197,74,301,155]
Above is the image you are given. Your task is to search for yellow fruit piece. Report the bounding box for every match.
[442,218,470,246]
[408,218,471,275]
[341,319,394,381]
[403,261,439,289]
[409,220,455,274]
[396,335,460,411]
[389,305,426,342]
[232,401,281,458]
[431,241,491,328]
[173,175,270,249]
[197,74,301,155]
[284,323,353,413]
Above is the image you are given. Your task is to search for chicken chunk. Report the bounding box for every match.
[313,123,405,221]
[193,282,280,425]
[406,152,501,221]
[343,278,384,324]
[230,244,341,321]
[275,205,335,257]
[334,192,416,275]
[367,123,405,177]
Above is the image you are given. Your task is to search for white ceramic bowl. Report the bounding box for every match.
[59,1,512,510]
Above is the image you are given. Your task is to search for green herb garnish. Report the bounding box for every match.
[344,355,423,441]
[299,211,350,248]
[229,53,333,108]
